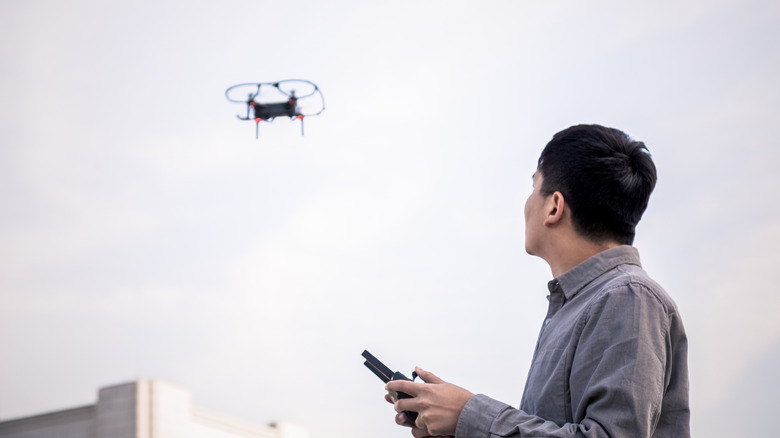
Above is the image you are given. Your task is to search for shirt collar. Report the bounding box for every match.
[550,245,642,301]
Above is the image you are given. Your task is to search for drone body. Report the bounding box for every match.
[225,80,325,138]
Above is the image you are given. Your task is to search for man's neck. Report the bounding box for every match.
[545,238,621,278]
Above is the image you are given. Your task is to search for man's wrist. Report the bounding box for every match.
[454,394,511,438]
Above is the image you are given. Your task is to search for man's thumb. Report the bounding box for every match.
[415,366,445,384]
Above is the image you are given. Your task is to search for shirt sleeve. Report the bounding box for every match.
[455,282,672,438]
[457,394,578,437]
[455,394,604,437]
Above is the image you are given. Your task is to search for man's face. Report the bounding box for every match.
[524,171,548,256]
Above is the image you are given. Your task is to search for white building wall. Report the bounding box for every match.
[191,409,291,438]
[145,380,191,438]
[0,380,308,438]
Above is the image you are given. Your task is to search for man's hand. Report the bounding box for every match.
[384,366,474,437]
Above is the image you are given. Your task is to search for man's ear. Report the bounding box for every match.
[543,191,565,226]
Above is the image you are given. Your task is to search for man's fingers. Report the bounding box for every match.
[395,411,419,429]
[385,367,445,396]
[398,411,431,438]
[385,379,419,396]
[393,396,416,414]
[410,428,431,438]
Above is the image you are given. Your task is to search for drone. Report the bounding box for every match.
[225,79,325,138]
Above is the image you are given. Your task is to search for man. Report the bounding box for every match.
[385,124,690,437]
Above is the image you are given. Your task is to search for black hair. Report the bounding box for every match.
[537,124,657,245]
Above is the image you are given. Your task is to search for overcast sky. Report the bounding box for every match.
[1,1,779,437]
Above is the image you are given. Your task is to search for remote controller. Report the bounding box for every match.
[361,349,419,422]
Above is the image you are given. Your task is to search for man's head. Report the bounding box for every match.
[535,124,657,245]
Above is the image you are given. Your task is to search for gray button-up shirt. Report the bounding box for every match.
[456,246,689,437]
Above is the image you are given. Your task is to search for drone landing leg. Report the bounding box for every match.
[298,115,304,136]
[256,120,260,139]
